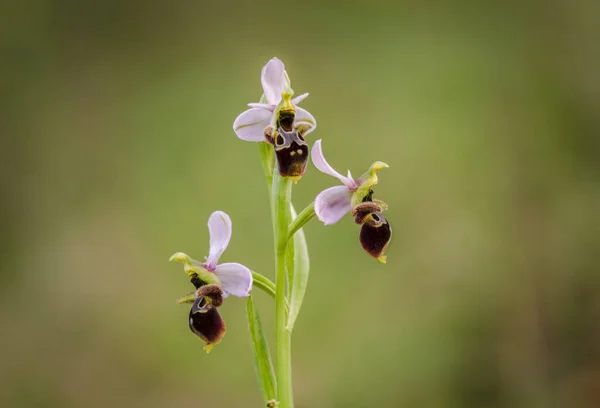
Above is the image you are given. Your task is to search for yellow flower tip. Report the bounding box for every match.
[169,252,190,264]
[289,175,302,184]
[280,87,295,110]
[282,86,294,99]
[377,255,387,264]
[203,343,215,354]
[369,161,389,174]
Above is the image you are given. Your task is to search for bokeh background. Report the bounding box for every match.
[2,0,599,407]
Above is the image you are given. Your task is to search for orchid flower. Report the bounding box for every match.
[311,139,392,262]
[170,211,252,352]
[232,57,316,143]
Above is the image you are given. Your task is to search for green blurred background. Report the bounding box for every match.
[2,0,599,407]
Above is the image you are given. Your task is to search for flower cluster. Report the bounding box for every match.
[171,57,392,357]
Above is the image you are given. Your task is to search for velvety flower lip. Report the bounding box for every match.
[358,212,392,263]
[233,58,316,142]
[189,297,226,353]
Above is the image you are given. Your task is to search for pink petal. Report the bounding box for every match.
[291,93,309,105]
[261,58,285,106]
[206,211,232,269]
[213,262,253,297]
[311,140,355,188]
[315,185,353,225]
[233,108,272,142]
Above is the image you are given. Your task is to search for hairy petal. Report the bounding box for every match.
[315,185,353,225]
[261,58,285,105]
[311,140,355,188]
[214,262,253,297]
[233,108,272,142]
[206,211,232,270]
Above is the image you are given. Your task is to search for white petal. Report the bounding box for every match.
[311,140,355,188]
[315,185,353,225]
[214,262,253,297]
[233,108,272,142]
[206,211,232,269]
[261,58,285,106]
[291,93,309,105]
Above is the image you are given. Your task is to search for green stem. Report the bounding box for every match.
[258,142,274,191]
[286,201,316,243]
[271,172,294,408]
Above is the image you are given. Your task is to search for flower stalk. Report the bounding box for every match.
[271,172,294,408]
[287,202,316,243]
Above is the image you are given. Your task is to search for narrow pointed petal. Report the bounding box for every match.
[291,93,309,105]
[189,298,226,350]
[261,58,285,105]
[315,185,353,225]
[233,108,272,142]
[206,211,232,270]
[311,140,355,188]
[214,262,253,297]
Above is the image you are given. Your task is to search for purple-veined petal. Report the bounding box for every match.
[247,102,276,111]
[233,108,272,142]
[315,185,353,225]
[261,58,285,105]
[206,211,232,270]
[311,140,355,188]
[213,262,253,297]
[291,93,309,105]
